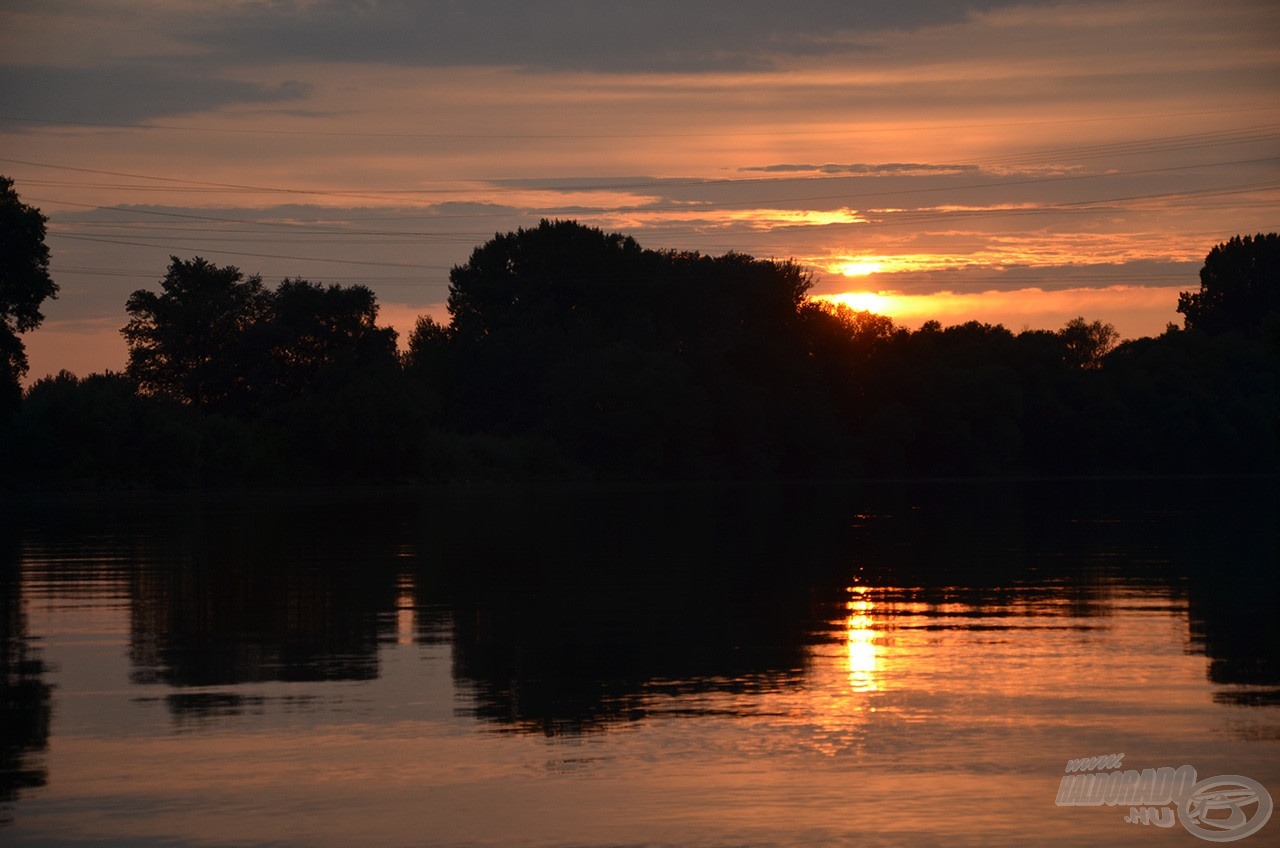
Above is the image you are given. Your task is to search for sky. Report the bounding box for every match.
[2,0,1278,381]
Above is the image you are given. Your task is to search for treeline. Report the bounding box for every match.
[3,222,1278,487]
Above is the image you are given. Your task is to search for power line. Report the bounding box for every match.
[4,105,1279,138]
[5,122,1278,202]
[21,156,1279,235]
[37,180,1279,273]
[12,127,1275,296]
[54,234,451,271]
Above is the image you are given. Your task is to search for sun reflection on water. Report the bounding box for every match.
[396,571,416,646]
[845,585,880,693]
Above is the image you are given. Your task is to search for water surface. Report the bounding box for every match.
[2,479,1277,846]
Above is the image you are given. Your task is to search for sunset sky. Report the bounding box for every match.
[2,0,1277,380]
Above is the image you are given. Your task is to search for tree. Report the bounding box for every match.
[258,278,399,403]
[0,176,58,408]
[1058,316,1119,369]
[122,257,270,411]
[1178,233,1280,335]
[797,300,897,434]
[404,314,452,397]
[447,219,648,345]
[446,220,813,354]
[799,300,896,367]
[124,259,403,416]
[440,220,827,474]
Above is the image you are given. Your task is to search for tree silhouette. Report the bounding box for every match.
[442,219,824,475]
[123,257,270,412]
[1058,316,1118,369]
[1178,233,1280,335]
[405,315,450,379]
[123,260,400,417]
[257,278,399,405]
[448,219,648,344]
[7,227,1279,487]
[0,176,58,411]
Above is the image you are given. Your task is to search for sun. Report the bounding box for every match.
[837,260,884,278]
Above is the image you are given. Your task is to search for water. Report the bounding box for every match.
[2,479,1277,847]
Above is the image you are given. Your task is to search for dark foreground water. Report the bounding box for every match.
[2,479,1277,847]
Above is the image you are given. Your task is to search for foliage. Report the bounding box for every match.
[3,371,276,487]
[123,257,270,412]
[1058,316,1119,369]
[0,176,58,410]
[438,219,822,476]
[1091,327,1279,474]
[255,278,400,408]
[8,227,1280,488]
[1178,233,1280,335]
[123,260,400,416]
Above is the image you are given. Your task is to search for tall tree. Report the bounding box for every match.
[0,176,59,408]
[1058,316,1119,369]
[1177,233,1280,335]
[123,256,270,411]
[259,278,399,402]
[441,219,826,474]
[448,219,648,345]
[123,259,402,417]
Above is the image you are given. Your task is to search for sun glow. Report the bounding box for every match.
[837,260,884,278]
[809,285,1183,337]
[821,291,895,314]
[845,586,879,693]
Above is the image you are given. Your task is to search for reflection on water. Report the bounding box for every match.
[0,479,1276,846]
[0,540,52,826]
[845,586,878,693]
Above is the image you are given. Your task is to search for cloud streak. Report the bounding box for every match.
[1,0,1277,380]
[0,66,311,128]
[178,0,1030,72]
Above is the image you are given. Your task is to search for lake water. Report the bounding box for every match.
[2,479,1277,847]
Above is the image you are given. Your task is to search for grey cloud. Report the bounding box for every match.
[741,163,984,175]
[184,0,1028,72]
[838,260,1198,296]
[485,176,718,192]
[0,64,311,128]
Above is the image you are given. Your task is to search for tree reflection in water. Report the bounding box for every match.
[1,477,1274,772]
[0,537,52,826]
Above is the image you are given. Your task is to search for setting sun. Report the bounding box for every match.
[837,260,884,278]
